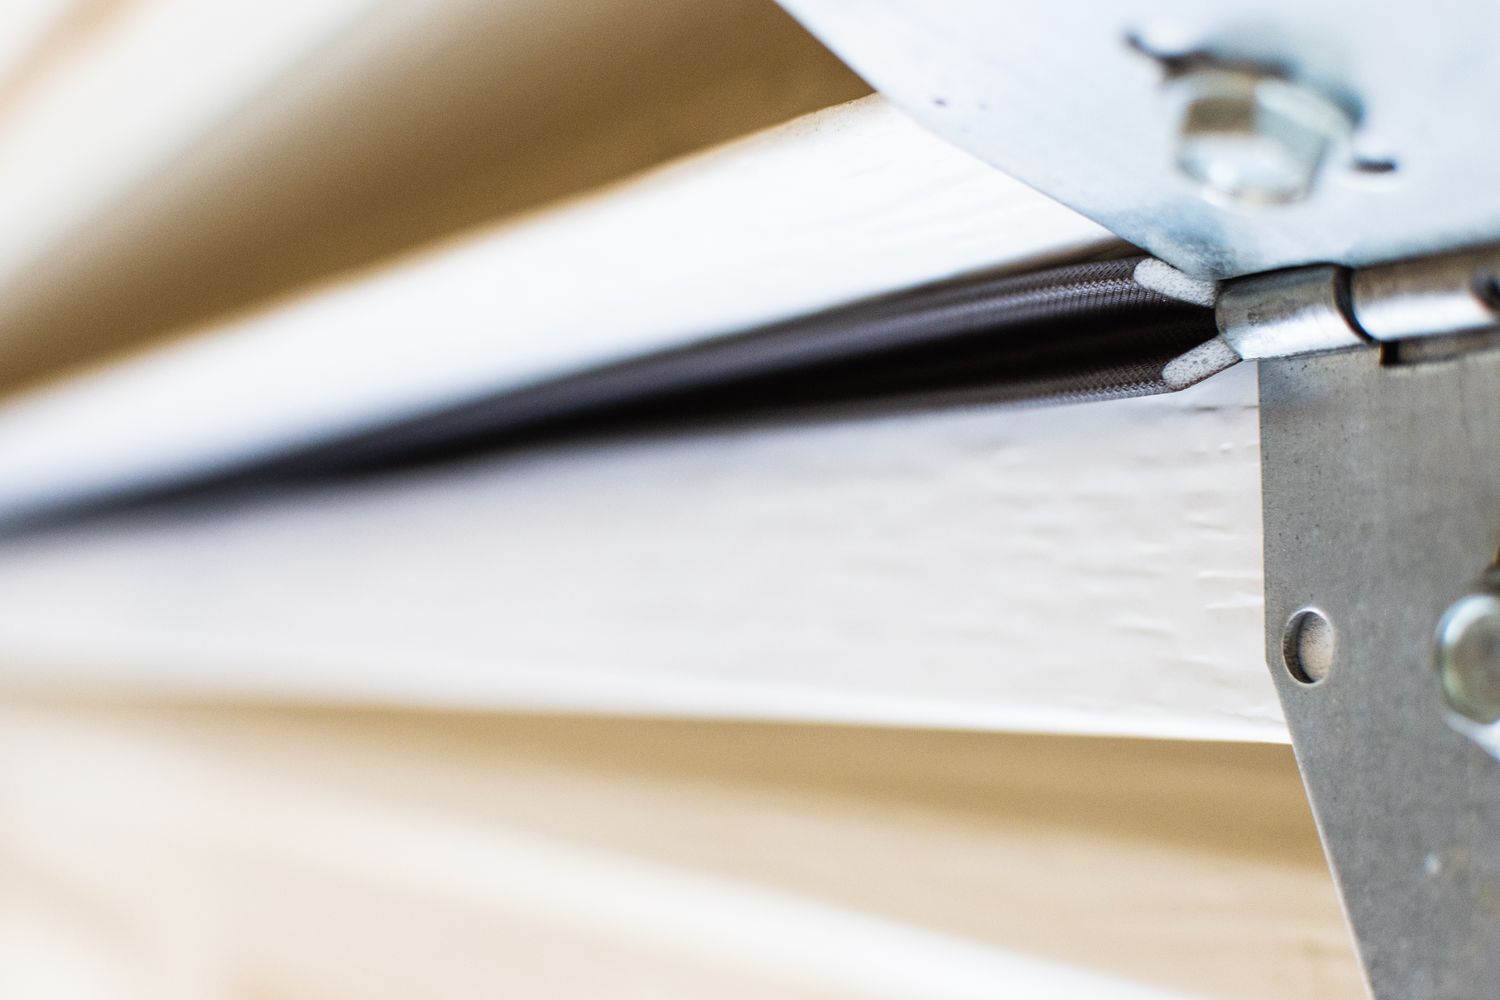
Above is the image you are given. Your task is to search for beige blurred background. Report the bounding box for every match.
[0,701,1361,1000]
[0,0,868,391]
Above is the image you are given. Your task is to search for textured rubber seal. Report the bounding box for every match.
[263,255,1226,479]
[10,255,1228,528]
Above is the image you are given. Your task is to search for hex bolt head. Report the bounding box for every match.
[1169,69,1355,206]
[1434,592,1500,725]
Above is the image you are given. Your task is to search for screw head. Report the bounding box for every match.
[1170,69,1355,206]
[1435,592,1500,725]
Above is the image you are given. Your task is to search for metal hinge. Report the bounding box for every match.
[1216,245,1500,362]
[1246,244,1500,998]
[765,2,1500,989]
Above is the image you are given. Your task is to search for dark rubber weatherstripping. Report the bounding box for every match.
[258,255,1224,480]
[10,255,1226,529]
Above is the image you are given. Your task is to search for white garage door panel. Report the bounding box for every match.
[0,98,1117,521]
[0,363,1273,742]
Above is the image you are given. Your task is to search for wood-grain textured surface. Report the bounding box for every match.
[0,365,1272,740]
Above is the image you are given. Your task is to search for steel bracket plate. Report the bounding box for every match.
[776,0,1500,279]
[1261,346,1500,997]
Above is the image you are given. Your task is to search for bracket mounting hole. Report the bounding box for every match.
[1351,156,1398,176]
[1283,608,1335,685]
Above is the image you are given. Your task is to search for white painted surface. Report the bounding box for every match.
[0,68,1269,741]
[0,363,1275,741]
[0,97,1116,521]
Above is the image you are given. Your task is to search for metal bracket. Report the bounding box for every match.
[769,2,1500,986]
[1261,343,1500,997]
[776,0,1500,279]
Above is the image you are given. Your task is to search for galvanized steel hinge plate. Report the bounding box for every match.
[1257,275,1500,997]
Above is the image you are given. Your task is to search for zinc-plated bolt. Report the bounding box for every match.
[1169,68,1355,206]
[1435,592,1500,725]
